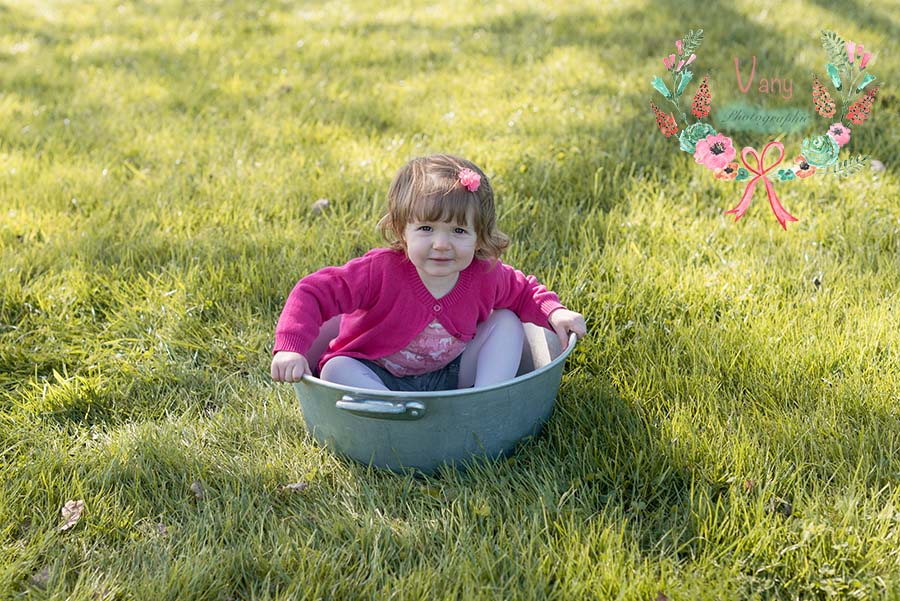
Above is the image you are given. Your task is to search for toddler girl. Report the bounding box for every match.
[271,154,586,390]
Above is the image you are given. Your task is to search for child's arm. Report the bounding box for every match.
[492,262,586,348]
[272,253,375,376]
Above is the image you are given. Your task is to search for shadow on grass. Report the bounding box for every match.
[804,0,900,39]
[8,0,887,229]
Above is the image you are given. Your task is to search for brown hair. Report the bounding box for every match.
[378,154,509,260]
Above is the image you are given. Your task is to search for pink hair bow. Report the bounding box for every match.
[458,168,480,192]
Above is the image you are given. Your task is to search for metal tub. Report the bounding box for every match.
[292,317,576,474]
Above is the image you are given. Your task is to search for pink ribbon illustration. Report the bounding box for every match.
[725,141,798,230]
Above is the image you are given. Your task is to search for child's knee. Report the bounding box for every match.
[319,355,354,380]
[490,309,524,336]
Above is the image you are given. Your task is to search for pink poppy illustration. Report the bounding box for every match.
[827,123,851,147]
[694,134,736,170]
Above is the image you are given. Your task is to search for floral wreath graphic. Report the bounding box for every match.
[650,29,880,229]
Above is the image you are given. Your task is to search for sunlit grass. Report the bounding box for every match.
[2,0,900,598]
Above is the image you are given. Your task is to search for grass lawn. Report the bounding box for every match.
[2,0,900,598]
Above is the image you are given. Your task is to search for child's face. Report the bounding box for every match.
[403,209,478,285]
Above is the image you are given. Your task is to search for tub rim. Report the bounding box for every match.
[293,332,577,399]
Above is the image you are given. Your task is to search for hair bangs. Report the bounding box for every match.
[414,187,478,226]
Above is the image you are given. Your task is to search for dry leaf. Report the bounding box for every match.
[190,480,205,500]
[743,479,756,493]
[277,482,309,493]
[871,159,885,173]
[58,499,84,532]
[311,198,330,214]
[656,593,669,601]
[30,566,50,589]
[157,523,169,537]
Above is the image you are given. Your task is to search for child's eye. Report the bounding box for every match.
[417,225,432,232]
[454,227,468,234]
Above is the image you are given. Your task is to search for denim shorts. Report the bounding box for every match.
[358,355,461,392]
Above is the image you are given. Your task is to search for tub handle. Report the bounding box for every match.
[336,396,426,420]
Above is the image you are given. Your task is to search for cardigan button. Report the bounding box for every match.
[433,304,441,312]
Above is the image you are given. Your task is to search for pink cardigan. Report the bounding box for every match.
[273,248,565,371]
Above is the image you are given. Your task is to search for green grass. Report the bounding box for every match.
[2,0,900,598]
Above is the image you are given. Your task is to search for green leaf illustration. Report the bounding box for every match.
[681,29,704,56]
[857,73,877,92]
[821,30,850,70]
[652,76,672,99]
[825,63,842,91]
[676,71,693,96]
[826,155,869,178]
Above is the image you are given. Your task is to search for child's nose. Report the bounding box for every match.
[432,232,451,249]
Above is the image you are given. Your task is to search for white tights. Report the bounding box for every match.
[319,310,525,390]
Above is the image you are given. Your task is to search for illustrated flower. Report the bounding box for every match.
[675,54,696,72]
[735,167,750,181]
[691,75,711,119]
[714,161,740,181]
[847,86,878,125]
[650,101,679,137]
[846,41,873,69]
[458,168,481,192]
[827,123,851,147]
[800,134,840,168]
[812,76,836,118]
[777,169,796,182]
[663,39,696,72]
[678,122,717,154]
[793,155,816,178]
[860,51,873,70]
[846,41,856,64]
[693,133,736,170]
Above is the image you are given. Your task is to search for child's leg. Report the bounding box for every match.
[319,356,389,390]
[458,309,525,388]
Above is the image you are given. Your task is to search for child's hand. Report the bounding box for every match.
[271,351,311,382]
[548,309,587,350]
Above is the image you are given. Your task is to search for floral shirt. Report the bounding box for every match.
[374,320,466,377]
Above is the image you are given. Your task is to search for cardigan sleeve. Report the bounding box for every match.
[490,261,565,328]
[273,253,375,355]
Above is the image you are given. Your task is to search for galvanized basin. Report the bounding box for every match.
[292,317,576,474]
